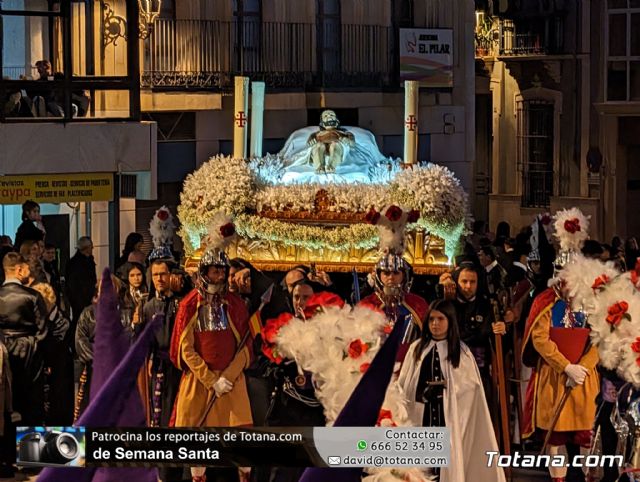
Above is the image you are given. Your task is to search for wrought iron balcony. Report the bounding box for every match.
[498,18,564,57]
[140,19,395,91]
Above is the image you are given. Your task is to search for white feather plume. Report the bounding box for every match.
[276,303,429,481]
[205,211,236,250]
[375,205,415,255]
[149,205,176,248]
[553,207,589,252]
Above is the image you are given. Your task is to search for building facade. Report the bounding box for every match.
[477,0,640,242]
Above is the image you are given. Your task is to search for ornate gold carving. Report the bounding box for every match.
[186,231,450,275]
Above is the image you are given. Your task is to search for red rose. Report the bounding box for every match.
[632,337,640,354]
[376,409,397,427]
[606,301,629,327]
[385,205,403,222]
[359,362,371,374]
[262,345,283,364]
[632,270,639,287]
[261,313,293,343]
[540,214,552,225]
[383,324,393,335]
[406,209,421,224]
[564,218,581,234]
[592,275,610,291]
[348,339,369,359]
[364,207,380,225]
[219,222,235,238]
[157,209,169,221]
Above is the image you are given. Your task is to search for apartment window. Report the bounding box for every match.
[517,100,554,208]
[397,0,414,28]
[606,0,640,101]
[233,0,262,72]
[317,0,341,73]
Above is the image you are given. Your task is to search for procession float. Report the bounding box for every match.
[178,80,469,275]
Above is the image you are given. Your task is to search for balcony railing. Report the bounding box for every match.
[141,20,395,90]
[498,18,564,56]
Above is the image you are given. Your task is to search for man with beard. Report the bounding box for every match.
[0,253,48,425]
[170,218,252,482]
[358,253,428,369]
[440,261,506,418]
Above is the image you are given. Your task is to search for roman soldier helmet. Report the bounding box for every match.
[198,212,236,296]
[365,205,420,294]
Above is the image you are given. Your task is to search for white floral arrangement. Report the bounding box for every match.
[276,304,429,482]
[178,155,469,258]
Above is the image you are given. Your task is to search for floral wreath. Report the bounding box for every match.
[178,155,469,260]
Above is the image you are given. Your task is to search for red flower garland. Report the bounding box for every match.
[347,339,369,359]
[220,222,236,237]
[606,301,630,328]
[591,275,610,291]
[564,218,581,234]
[364,207,381,225]
[385,205,403,222]
[376,409,397,427]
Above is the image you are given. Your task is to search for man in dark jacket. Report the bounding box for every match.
[0,253,48,425]
[65,237,97,333]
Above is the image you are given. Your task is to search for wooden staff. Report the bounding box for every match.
[540,336,592,455]
[491,299,511,458]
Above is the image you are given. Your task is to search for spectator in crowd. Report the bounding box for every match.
[42,243,62,297]
[0,237,14,285]
[28,60,63,117]
[2,77,33,117]
[116,232,145,271]
[65,237,97,333]
[31,282,73,425]
[625,237,640,272]
[0,253,48,425]
[14,200,45,252]
[582,240,604,260]
[19,240,47,285]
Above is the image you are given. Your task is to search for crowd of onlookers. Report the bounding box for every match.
[2,59,91,118]
[1,202,639,480]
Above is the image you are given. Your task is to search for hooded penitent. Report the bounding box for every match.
[37,269,160,482]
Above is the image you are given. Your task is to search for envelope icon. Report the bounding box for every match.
[328,456,341,465]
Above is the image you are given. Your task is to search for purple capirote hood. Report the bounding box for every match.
[37,269,160,482]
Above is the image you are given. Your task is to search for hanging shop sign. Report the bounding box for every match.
[0,172,113,205]
[399,28,453,87]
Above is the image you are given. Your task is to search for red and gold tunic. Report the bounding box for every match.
[169,289,253,427]
[521,288,599,438]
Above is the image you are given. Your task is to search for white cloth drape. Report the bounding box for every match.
[397,339,506,482]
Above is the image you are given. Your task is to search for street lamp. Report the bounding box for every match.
[103,0,161,45]
[138,0,162,39]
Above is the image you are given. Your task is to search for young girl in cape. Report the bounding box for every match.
[398,299,506,482]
